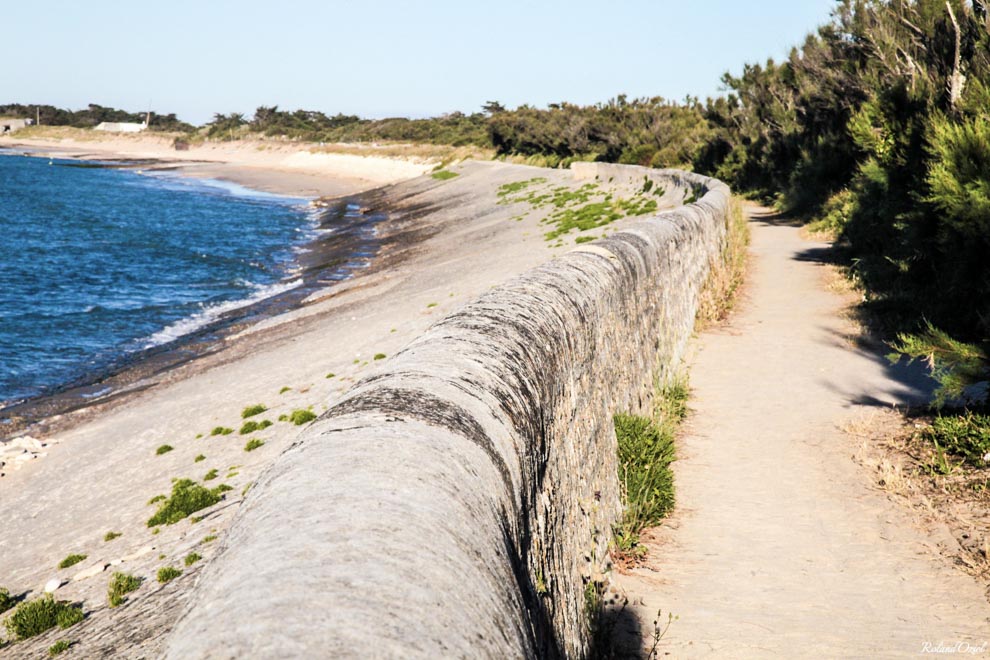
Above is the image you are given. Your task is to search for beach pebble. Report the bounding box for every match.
[121,545,155,562]
[44,578,64,593]
[73,563,110,581]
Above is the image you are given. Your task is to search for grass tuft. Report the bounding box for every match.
[244,439,265,452]
[373,353,386,360]
[58,554,86,570]
[279,386,292,393]
[184,552,201,567]
[431,170,459,180]
[241,404,267,419]
[156,567,182,584]
[49,640,72,656]
[210,426,234,436]
[239,419,272,434]
[696,197,750,328]
[147,479,227,527]
[3,595,83,640]
[155,444,173,456]
[103,531,122,542]
[288,409,317,425]
[194,454,206,463]
[107,572,141,608]
[925,412,990,467]
[203,468,218,481]
[0,587,15,614]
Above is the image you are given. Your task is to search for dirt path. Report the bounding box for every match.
[614,208,990,658]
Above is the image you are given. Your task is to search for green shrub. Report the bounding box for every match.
[49,640,71,656]
[244,439,265,452]
[4,595,83,640]
[155,444,173,456]
[147,479,226,527]
[184,552,201,567]
[888,322,988,408]
[58,554,86,570]
[239,419,272,434]
[157,567,182,584]
[926,412,990,467]
[288,409,317,425]
[210,426,233,436]
[614,413,676,535]
[103,531,122,542]
[203,468,218,481]
[0,587,15,614]
[107,572,141,608]
[241,404,267,419]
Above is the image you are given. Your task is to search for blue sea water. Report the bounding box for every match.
[0,151,315,406]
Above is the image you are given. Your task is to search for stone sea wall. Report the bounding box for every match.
[164,164,731,658]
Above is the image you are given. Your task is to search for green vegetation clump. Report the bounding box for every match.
[147,479,227,527]
[194,454,206,463]
[3,595,83,640]
[155,444,173,456]
[244,439,265,452]
[157,567,182,584]
[147,494,166,505]
[574,235,598,244]
[203,469,218,481]
[103,531,122,542]
[431,170,459,180]
[373,353,386,361]
[57,554,86,570]
[324,373,335,379]
[288,409,317,426]
[280,386,292,393]
[241,404,267,418]
[925,413,990,468]
[0,587,15,614]
[48,640,71,656]
[202,535,218,543]
[612,380,688,559]
[184,552,202,567]
[239,419,273,434]
[210,426,234,436]
[107,572,141,608]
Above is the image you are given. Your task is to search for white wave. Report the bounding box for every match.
[141,278,303,348]
[135,170,310,205]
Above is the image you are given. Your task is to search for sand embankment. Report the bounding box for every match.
[1,132,441,197]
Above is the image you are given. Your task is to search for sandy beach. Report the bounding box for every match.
[0,142,673,657]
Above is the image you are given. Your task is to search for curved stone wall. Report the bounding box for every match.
[164,164,731,658]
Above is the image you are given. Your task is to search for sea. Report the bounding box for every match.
[0,151,321,409]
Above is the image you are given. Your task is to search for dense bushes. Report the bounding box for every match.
[695,0,990,410]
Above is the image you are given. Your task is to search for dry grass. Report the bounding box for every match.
[4,125,181,143]
[696,196,750,329]
[310,141,494,165]
[845,408,990,591]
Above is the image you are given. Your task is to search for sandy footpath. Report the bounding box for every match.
[614,207,990,658]
[0,158,667,657]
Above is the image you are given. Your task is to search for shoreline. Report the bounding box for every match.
[0,143,417,443]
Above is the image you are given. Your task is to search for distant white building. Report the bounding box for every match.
[94,121,147,133]
[0,117,31,133]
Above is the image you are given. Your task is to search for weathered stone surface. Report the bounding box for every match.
[164,164,731,658]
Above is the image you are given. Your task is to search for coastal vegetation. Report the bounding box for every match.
[3,595,82,640]
[244,439,265,452]
[48,640,71,656]
[57,554,86,570]
[107,572,141,608]
[241,404,266,418]
[155,444,173,455]
[156,567,182,584]
[612,378,688,563]
[239,419,272,434]
[146,479,226,527]
[103,531,122,542]
[184,552,201,567]
[287,409,317,425]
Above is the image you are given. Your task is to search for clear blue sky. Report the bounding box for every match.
[3,0,837,125]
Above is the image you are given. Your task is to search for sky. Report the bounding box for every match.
[2,0,838,125]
